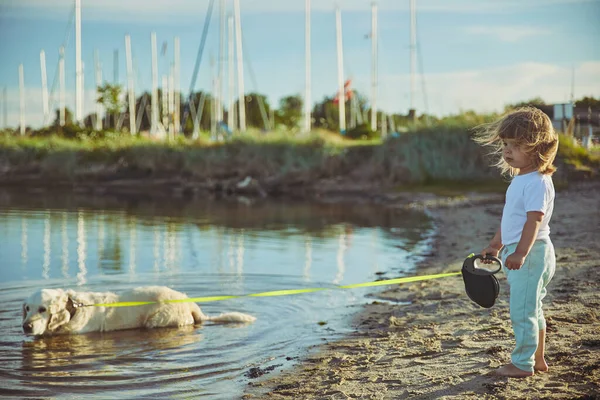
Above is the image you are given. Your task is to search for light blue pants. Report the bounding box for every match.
[502,239,555,372]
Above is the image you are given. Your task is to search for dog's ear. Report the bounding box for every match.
[47,310,70,331]
[48,289,68,315]
[48,289,69,314]
[22,304,27,321]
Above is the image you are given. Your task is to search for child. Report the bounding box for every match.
[475,107,559,378]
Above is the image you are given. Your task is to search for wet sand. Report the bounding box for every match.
[244,181,600,399]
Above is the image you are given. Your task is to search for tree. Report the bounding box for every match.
[350,91,370,127]
[235,92,271,130]
[51,107,74,127]
[38,107,86,138]
[311,90,370,133]
[181,91,214,134]
[504,97,546,111]
[97,83,123,129]
[83,112,98,129]
[312,96,340,132]
[575,96,600,108]
[276,94,303,129]
[131,91,152,132]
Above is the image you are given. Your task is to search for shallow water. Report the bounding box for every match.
[0,190,433,399]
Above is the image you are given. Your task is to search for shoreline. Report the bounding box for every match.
[244,180,600,399]
[0,173,509,209]
[1,172,597,398]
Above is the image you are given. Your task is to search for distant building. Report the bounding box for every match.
[538,103,600,143]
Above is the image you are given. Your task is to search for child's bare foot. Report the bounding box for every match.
[534,359,549,372]
[493,363,534,378]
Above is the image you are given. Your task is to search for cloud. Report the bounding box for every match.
[462,25,552,42]
[369,61,600,116]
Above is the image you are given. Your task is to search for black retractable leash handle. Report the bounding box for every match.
[461,253,502,308]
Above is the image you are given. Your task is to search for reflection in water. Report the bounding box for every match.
[334,227,347,285]
[128,215,137,276]
[163,223,169,272]
[153,225,160,273]
[76,210,87,286]
[236,230,245,276]
[163,222,179,273]
[228,234,234,273]
[101,214,124,273]
[0,190,435,399]
[2,197,433,287]
[216,227,224,274]
[225,229,244,279]
[2,197,435,287]
[61,212,69,278]
[21,218,27,269]
[42,216,50,279]
[97,212,105,271]
[225,229,245,276]
[370,230,379,275]
[304,236,312,282]
[20,326,204,379]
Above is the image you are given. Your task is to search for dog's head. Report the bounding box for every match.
[22,289,78,336]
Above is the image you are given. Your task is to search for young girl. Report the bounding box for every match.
[475,107,559,378]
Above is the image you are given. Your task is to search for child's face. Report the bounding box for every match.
[502,139,535,175]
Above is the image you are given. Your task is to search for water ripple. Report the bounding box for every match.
[0,196,433,398]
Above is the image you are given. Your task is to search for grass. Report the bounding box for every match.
[557,133,600,170]
[0,130,350,181]
[0,128,597,191]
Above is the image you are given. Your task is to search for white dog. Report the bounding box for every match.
[22,286,256,336]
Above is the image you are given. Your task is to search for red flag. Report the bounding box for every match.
[333,79,353,104]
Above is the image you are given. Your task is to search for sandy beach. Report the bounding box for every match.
[244,180,600,399]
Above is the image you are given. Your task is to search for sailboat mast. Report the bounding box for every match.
[40,50,49,125]
[75,0,83,125]
[174,37,180,134]
[371,2,378,132]
[304,0,311,133]
[125,36,136,135]
[59,46,65,126]
[335,5,346,133]
[94,49,103,131]
[234,0,246,131]
[19,64,25,135]
[218,0,225,124]
[151,32,159,136]
[228,15,235,131]
[409,0,417,118]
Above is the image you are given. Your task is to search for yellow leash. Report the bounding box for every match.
[88,271,461,308]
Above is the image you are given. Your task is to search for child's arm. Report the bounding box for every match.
[481,228,503,257]
[505,211,544,270]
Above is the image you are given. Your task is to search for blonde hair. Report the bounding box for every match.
[473,107,559,176]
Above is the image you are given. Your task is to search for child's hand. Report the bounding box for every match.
[480,246,500,264]
[505,252,526,270]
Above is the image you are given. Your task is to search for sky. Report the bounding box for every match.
[0,0,599,128]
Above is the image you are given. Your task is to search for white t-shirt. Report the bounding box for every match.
[501,171,555,246]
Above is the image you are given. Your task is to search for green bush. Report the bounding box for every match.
[378,125,496,183]
[1,128,596,188]
[344,124,379,140]
[31,123,92,139]
[557,134,600,168]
